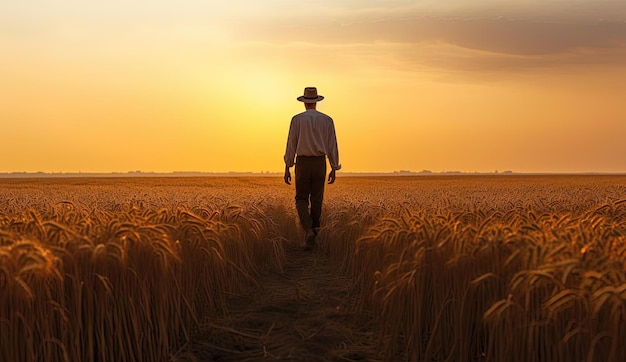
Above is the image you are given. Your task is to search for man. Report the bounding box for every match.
[284,87,341,250]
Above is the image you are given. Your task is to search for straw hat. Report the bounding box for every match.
[297,87,324,103]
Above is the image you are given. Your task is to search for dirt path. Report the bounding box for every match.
[190,242,380,361]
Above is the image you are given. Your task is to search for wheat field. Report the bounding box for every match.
[2,175,626,361]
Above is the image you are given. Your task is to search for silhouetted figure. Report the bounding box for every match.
[284,87,341,250]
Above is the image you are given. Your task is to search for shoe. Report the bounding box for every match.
[303,229,316,250]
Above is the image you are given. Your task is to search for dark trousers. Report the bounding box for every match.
[295,156,326,231]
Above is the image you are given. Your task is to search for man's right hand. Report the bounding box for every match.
[284,167,291,185]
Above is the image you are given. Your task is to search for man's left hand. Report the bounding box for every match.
[328,169,336,184]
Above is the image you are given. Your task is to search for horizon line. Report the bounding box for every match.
[1,170,626,178]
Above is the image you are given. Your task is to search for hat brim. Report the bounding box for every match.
[297,95,324,103]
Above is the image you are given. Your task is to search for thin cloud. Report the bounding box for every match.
[237,16,626,54]
[231,2,626,72]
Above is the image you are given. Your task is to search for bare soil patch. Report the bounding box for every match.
[191,241,380,361]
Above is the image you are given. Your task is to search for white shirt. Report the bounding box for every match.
[284,109,341,170]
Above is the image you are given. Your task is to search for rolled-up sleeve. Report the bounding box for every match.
[283,118,298,167]
[327,119,341,170]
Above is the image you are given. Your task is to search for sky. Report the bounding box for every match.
[2,0,626,173]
